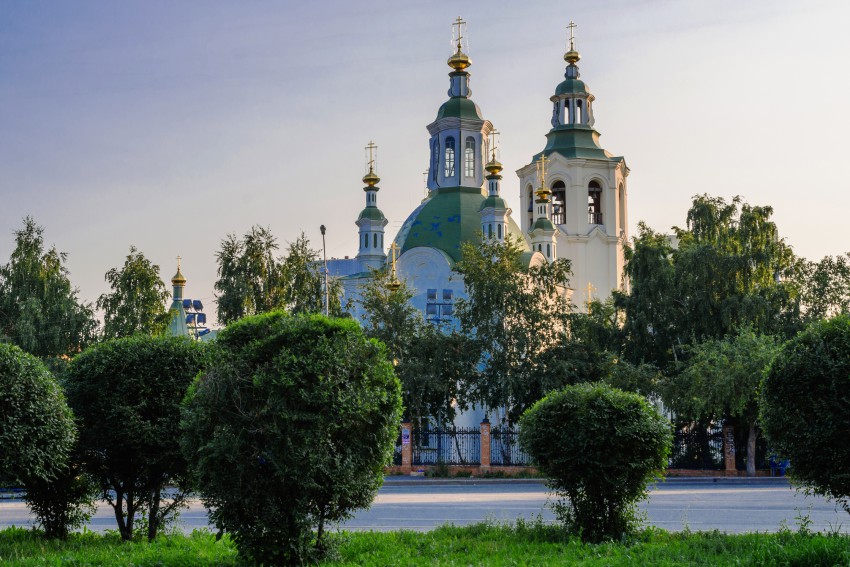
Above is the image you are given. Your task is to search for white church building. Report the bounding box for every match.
[329,20,629,326]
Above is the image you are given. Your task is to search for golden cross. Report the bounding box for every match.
[489,130,500,161]
[585,281,596,311]
[176,255,182,270]
[453,16,466,51]
[365,141,378,174]
[387,242,401,290]
[567,21,577,51]
[537,154,549,186]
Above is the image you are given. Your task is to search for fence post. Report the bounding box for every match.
[480,418,491,472]
[400,421,413,475]
[723,424,736,475]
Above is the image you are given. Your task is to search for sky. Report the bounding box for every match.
[2,0,848,328]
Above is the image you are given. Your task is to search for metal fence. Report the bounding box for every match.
[669,423,724,469]
[412,426,481,466]
[490,426,533,466]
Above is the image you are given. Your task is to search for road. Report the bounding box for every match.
[1,479,846,534]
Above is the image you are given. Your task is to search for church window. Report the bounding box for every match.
[443,289,453,301]
[497,224,502,239]
[588,180,602,225]
[618,183,626,234]
[464,137,475,177]
[527,184,534,228]
[442,304,453,316]
[551,180,566,225]
[373,233,378,248]
[444,137,456,178]
[426,304,438,315]
[427,288,437,301]
[488,224,492,238]
[576,100,583,123]
[547,243,551,257]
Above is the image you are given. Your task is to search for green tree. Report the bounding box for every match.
[666,330,780,476]
[795,253,850,323]
[0,343,75,485]
[65,335,205,541]
[182,312,402,565]
[618,196,798,370]
[455,236,572,422]
[0,217,97,359]
[520,382,671,542]
[760,315,850,513]
[214,227,342,324]
[97,246,170,339]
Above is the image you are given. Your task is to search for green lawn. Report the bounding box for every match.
[1,522,848,566]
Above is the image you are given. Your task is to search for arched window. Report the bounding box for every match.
[527,184,534,228]
[364,234,368,248]
[618,184,626,234]
[464,137,475,177]
[588,180,602,225]
[488,224,493,238]
[576,99,583,123]
[546,243,551,258]
[497,224,502,239]
[373,233,378,248]
[444,137,456,178]
[551,180,566,226]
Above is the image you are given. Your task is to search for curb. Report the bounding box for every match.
[382,476,792,487]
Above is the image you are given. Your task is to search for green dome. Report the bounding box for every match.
[394,187,527,264]
[479,195,509,211]
[358,207,386,222]
[554,78,588,96]
[532,217,555,232]
[436,97,483,120]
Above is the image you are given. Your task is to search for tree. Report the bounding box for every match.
[618,196,798,371]
[0,217,97,359]
[0,343,75,485]
[519,382,671,542]
[182,312,402,565]
[358,269,473,425]
[455,236,573,422]
[214,227,342,325]
[760,315,850,513]
[666,330,780,476]
[795,253,850,323]
[97,246,170,339]
[65,335,205,541]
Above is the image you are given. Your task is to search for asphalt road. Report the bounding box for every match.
[1,478,847,534]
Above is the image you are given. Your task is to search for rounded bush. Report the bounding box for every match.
[519,382,671,542]
[760,315,850,512]
[182,312,402,565]
[0,343,74,484]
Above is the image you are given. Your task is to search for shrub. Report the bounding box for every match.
[65,335,205,541]
[519,382,671,542]
[23,455,97,539]
[182,312,402,565]
[760,315,850,513]
[0,343,74,484]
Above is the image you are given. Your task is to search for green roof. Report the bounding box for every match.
[554,78,588,96]
[532,217,555,232]
[436,97,483,120]
[536,124,613,161]
[394,187,527,264]
[357,206,386,222]
[479,195,509,211]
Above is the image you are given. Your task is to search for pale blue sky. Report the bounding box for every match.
[2,1,848,326]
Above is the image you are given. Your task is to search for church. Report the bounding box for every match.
[329,19,630,322]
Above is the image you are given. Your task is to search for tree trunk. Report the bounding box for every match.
[746,422,757,477]
[147,486,161,542]
[111,488,129,540]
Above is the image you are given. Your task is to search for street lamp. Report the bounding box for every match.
[320,224,328,317]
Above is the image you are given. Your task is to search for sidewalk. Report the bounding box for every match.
[382,475,792,487]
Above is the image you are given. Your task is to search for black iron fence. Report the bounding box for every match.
[412,426,480,466]
[490,426,533,466]
[669,422,724,470]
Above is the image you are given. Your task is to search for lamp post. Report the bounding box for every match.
[320,224,328,317]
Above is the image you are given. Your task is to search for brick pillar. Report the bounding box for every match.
[723,425,736,475]
[400,421,413,475]
[480,419,491,472]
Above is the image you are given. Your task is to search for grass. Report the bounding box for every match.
[1,521,848,566]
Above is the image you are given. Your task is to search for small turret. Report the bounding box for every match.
[479,131,511,241]
[529,156,557,261]
[167,257,189,337]
[355,141,388,270]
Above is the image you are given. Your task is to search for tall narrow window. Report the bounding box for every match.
[527,185,534,228]
[576,100,583,123]
[588,180,602,225]
[464,137,475,177]
[551,180,566,225]
[497,224,502,239]
[444,137,456,178]
[373,233,378,248]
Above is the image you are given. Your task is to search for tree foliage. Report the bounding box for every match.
[795,253,850,323]
[65,335,205,541]
[182,312,401,565]
[214,227,342,325]
[0,343,75,485]
[666,330,780,476]
[760,315,850,513]
[520,382,671,542]
[97,246,170,339]
[455,236,573,422]
[0,217,97,359]
[618,196,798,370]
[358,269,474,424]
